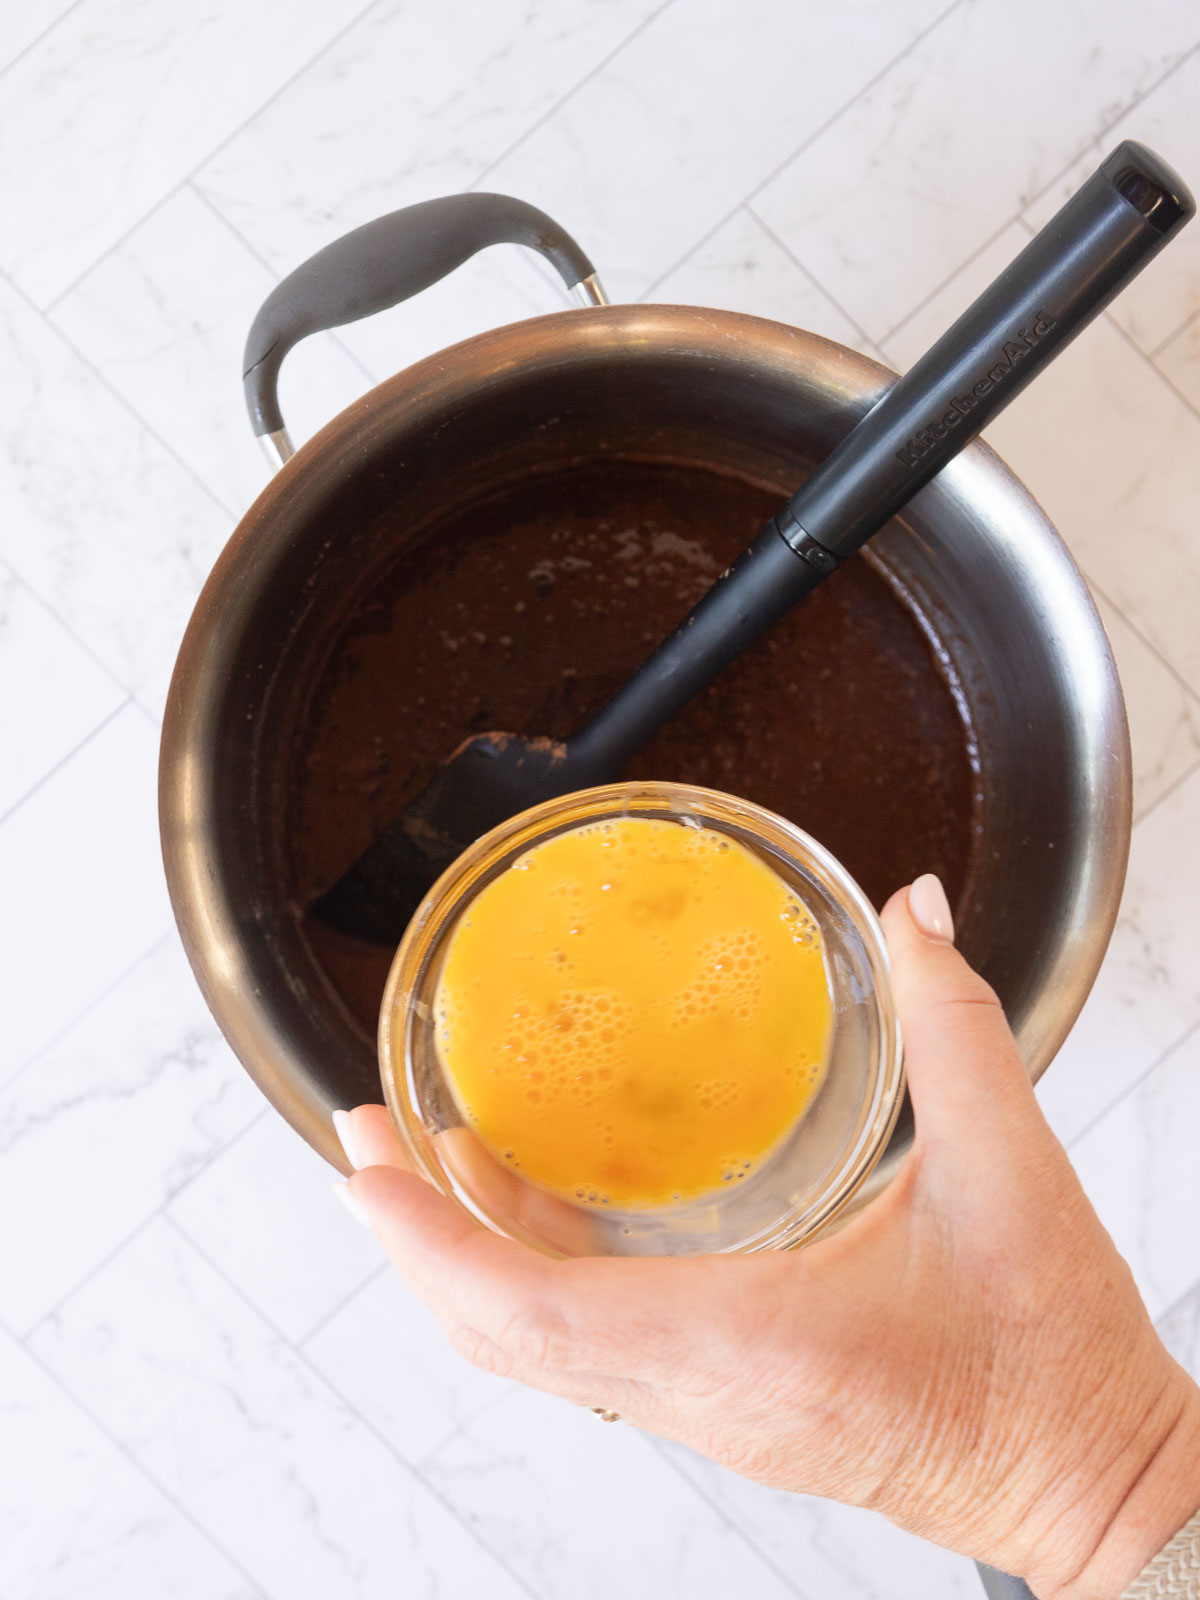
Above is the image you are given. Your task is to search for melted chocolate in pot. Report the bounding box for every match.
[286,460,979,1042]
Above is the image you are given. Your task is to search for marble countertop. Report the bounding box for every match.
[2,3,1199,1596]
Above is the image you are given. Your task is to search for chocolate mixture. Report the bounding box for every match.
[286,460,979,1043]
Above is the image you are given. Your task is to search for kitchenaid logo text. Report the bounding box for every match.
[895,310,1057,468]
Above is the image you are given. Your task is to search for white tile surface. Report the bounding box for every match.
[0,704,171,1081]
[51,185,374,519]
[0,936,264,1335]
[0,275,229,711]
[194,0,667,272]
[304,1268,516,1465]
[0,1331,258,1600]
[1070,1023,1200,1320]
[480,0,952,305]
[168,1111,381,1343]
[0,0,80,76]
[1155,307,1200,408]
[984,314,1200,697]
[0,564,125,819]
[4,5,1200,1597]
[0,0,373,306]
[652,205,879,355]
[187,0,678,385]
[1089,588,1200,823]
[1158,1279,1200,1381]
[881,225,1200,697]
[188,0,674,384]
[754,0,1197,342]
[1036,760,1200,1148]
[878,221,1033,372]
[420,1385,801,1600]
[30,1220,532,1600]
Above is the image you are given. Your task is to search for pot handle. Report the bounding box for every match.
[242,192,607,470]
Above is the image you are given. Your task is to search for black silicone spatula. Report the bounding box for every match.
[308,142,1192,946]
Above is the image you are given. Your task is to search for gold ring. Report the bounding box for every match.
[588,1406,620,1422]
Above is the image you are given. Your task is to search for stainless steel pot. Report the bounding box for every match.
[159,198,1131,1202]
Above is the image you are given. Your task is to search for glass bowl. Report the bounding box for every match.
[378,782,903,1256]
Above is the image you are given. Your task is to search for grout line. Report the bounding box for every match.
[296,1260,389,1349]
[325,330,386,390]
[0,0,86,85]
[878,211,1026,351]
[0,551,143,706]
[2,930,175,1094]
[1154,1273,1200,1336]
[1149,303,1200,362]
[867,42,1200,357]
[1084,570,1200,713]
[300,1254,812,1600]
[636,0,969,305]
[1107,310,1200,430]
[131,694,163,729]
[0,253,239,721]
[968,224,1200,722]
[186,178,293,280]
[174,6,684,403]
[1125,751,1200,833]
[410,1396,516,1477]
[14,1332,273,1600]
[649,1438,814,1599]
[468,0,678,194]
[0,265,239,526]
[21,1210,169,1345]
[163,1103,274,1198]
[1064,1015,1200,1155]
[0,697,131,830]
[38,0,387,317]
[879,209,1200,487]
[40,0,665,325]
[325,328,383,388]
[1016,43,1200,215]
[160,1214,545,1600]
[19,1106,272,1344]
[743,201,882,354]
[41,207,178,315]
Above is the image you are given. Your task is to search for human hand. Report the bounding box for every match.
[335,877,1200,1599]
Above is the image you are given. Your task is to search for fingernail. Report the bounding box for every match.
[331,1180,371,1227]
[908,874,955,944]
[332,1109,361,1171]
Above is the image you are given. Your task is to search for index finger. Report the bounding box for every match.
[335,1103,410,1172]
[349,1159,734,1390]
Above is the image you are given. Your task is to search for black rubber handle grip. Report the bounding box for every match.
[242,192,598,437]
[570,140,1193,774]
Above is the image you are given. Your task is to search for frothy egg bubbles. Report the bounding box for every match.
[430,816,832,1207]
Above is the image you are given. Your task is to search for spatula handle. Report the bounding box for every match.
[570,140,1193,775]
[774,141,1192,562]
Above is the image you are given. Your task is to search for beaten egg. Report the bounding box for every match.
[432,816,832,1208]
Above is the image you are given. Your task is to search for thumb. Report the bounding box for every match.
[879,875,1039,1154]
